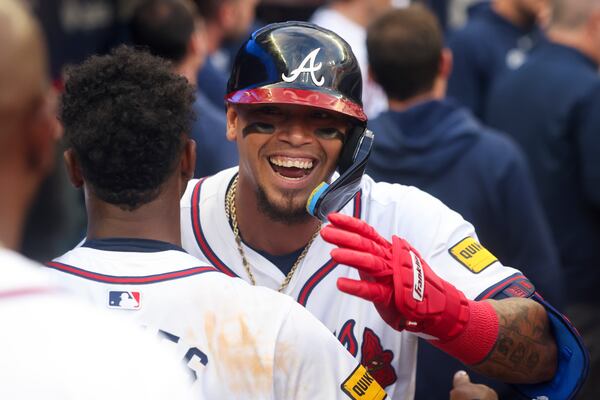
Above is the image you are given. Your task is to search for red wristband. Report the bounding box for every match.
[430,300,499,365]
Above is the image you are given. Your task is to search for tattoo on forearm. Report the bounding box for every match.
[471,298,557,383]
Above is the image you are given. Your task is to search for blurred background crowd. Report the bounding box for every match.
[16,0,600,398]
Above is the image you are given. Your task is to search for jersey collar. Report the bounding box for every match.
[82,238,187,253]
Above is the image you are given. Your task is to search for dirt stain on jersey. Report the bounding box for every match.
[204,311,273,395]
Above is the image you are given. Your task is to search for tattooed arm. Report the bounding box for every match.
[470,297,557,383]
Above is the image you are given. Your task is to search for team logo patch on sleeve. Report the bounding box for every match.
[108,291,141,310]
[341,365,387,400]
[449,237,497,274]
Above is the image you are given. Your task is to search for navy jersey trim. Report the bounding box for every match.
[353,189,362,219]
[297,190,362,307]
[191,178,238,277]
[297,259,338,306]
[475,273,531,301]
[45,261,216,284]
[82,238,186,253]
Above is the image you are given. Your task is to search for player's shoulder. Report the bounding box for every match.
[0,288,193,399]
[359,175,476,253]
[466,125,530,171]
[211,273,297,310]
[0,247,56,291]
[0,247,46,272]
[181,167,238,209]
[360,174,462,220]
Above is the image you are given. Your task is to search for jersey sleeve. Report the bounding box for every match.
[410,189,523,300]
[363,178,522,301]
[273,300,387,400]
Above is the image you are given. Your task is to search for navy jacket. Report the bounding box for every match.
[197,57,228,111]
[486,40,600,304]
[447,2,540,120]
[191,91,238,178]
[367,99,562,399]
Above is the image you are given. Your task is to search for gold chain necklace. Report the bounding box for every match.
[224,175,321,292]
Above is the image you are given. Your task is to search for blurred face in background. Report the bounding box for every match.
[367,0,393,20]
[191,17,209,70]
[222,0,259,41]
[516,0,549,24]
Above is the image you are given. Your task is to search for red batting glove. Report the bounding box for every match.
[321,213,470,342]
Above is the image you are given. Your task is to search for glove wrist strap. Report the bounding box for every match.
[430,300,499,365]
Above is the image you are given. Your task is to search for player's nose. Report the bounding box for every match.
[277,120,314,146]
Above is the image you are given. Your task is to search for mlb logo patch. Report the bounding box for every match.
[108,291,141,310]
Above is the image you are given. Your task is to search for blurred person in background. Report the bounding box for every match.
[0,2,195,397]
[446,0,548,120]
[30,0,131,83]
[310,0,394,118]
[421,0,451,31]
[194,0,260,109]
[365,6,563,398]
[486,1,600,396]
[131,0,237,177]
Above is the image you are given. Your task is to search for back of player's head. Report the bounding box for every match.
[367,5,443,101]
[60,45,195,211]
[192,0,256,42]
[549,0,600,29]
[130,0,198,63]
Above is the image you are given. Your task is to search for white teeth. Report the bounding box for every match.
[269,156,313,169]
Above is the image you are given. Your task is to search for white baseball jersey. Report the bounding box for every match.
[180,168,526,399]
[0,247,193,400]
[47,238,381,400]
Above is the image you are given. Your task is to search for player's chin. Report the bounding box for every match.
[257,187,312,223]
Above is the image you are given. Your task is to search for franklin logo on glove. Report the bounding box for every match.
[411,252,424,301]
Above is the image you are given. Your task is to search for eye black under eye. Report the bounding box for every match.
[314,127,344,141]
[243,122,275,136]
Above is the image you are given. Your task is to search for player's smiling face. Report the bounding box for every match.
[227,103,350,222]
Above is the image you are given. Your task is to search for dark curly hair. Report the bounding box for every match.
[60,45,195,210]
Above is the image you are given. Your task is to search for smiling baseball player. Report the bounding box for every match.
[179,21,589,399]
[46,45,385,400]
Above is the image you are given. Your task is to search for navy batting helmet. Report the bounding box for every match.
[226,21,366,123]
[226,21,373,221]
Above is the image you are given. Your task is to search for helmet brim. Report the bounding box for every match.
[225,87,367,122]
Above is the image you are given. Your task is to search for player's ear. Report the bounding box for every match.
[439,48,453,80]
[180,137,196,183]
[63,148,83,188]
[226,105,239,142]
[25,87,61,178]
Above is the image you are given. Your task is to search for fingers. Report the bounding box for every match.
[321,225,388,258]
[337,277,392,304]
[449,371,498,400]
[327,213,390,248]
[452,371,471,387]
[330,248,392,277]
